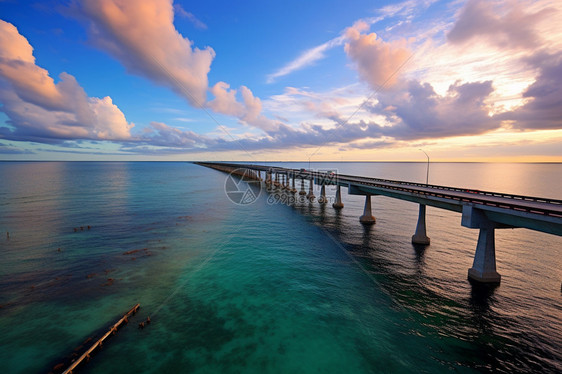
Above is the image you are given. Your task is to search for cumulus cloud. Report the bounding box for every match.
[374,79,499,139]
[447,0,551,50]
[0,20,134,143]
[344,21,411,89]
[265,0,439,84]
[79,0,215,106]
[120,75,503,155]
[207,82,245,117]
[0,21,63,110]
[78,0,282,135]
[129,63,559,154]
[207,82,282,133]
[444,0,562,131]
[119,114,386,154]
[500,53,562,130]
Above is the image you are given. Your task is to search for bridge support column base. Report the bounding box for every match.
[360,215,376,225]
[332,185,344,209]
[318,185,327,204]
[299,179,306,195]
[468,268,501,284]
[307,180,315,201]
[468,225,501,284]
[411,234,430,245]
[412,204,430,245]
[359,195,376,225]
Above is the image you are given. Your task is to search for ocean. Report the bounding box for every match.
[0,161,560,373]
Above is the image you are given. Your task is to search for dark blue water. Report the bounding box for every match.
[0,161,560,373]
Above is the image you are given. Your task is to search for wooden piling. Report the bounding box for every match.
[61,303,140,374]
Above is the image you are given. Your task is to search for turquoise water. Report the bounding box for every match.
[0,162,560,373]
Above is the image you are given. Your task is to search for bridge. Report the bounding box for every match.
[195,162,562,284]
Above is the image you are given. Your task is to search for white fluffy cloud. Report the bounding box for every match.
[0,20,134,143]
[79,0,283,135]
[80,0,215,106]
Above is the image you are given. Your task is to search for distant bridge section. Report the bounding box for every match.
[195,162,562,284]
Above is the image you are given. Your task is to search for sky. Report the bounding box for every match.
[0,0,561,162]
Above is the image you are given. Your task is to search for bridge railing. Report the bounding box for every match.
[337,178,562,218]
[195,162,562,216]
[333,173,562,206]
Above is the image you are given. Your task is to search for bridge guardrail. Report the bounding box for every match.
[340,178,562,218]
[334,173,562,206]
[195,162,562,217]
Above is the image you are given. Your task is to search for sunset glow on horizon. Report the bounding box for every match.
[1,0,561,162]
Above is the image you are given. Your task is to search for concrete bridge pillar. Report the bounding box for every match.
[318,185,327,204]
[461,206,501,284]
[332,185,344,209]
[469,226,501,283]
[291,174,296,193]
[307,178,315,200]
[265,171,272,185]
[412,204,430,245]
[359,194,376,225]
[299,178,307,195]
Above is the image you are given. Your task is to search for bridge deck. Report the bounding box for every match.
[195,161,561,283]
[337,174,562,217]
[195,162,562,236]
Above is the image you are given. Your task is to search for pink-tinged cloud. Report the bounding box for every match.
[0,20,133,142]
[125,76,505,154]
[344,21,411,89]
[80,0,215,106]
[207,82,245,117]
[447,0,551,50]
[207,82,281,133]
[0,21,63,110]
